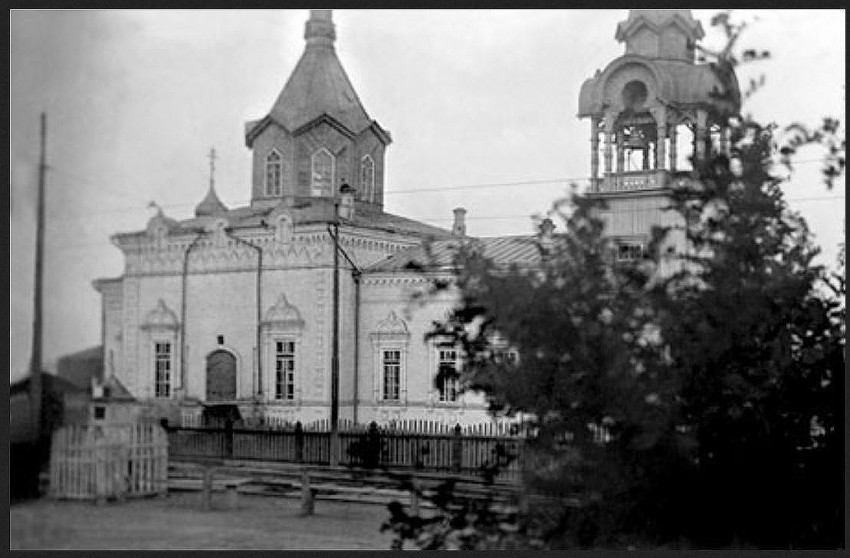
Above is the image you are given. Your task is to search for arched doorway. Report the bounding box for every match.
[206,350,237,402]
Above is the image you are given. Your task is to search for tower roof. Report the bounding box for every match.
[615,10,704,63]
[615,10,704,48]
[268,10,372,135]
[578,10,739,118]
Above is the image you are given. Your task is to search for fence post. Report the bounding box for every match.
[295,421,304,463]
[451,423,463,473]
[224,419,234,459]
[366,421,380,469]
[329,430,339,467]
[409,477,420,515]
[299,468,314,516]
[202,466,215,511]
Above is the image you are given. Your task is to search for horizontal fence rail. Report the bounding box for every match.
[167,421,526,480]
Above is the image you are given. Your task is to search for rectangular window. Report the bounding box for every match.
[616,242,644,262]
[438,347,459,402]
[154,341,171,398]
[275,340,296,400]
[494,347,519,365]
[382,349,401,401]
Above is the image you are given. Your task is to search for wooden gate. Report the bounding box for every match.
[49,423,168,500]
[206,350,237,401]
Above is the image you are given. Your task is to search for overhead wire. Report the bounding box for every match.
[40,193,845,252]
[13,154,844,251]
[32,155,844,221]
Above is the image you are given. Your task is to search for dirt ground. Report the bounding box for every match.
[10,492,397,550]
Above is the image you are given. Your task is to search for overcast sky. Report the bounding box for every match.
[10,9,845,381]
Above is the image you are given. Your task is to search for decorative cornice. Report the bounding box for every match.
[362,274,452,287]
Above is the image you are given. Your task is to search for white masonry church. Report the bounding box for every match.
[93,10,739,428]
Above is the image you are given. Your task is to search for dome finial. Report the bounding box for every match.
[195,147,228,217]
[208,146,217,190]
[305,9,335,49]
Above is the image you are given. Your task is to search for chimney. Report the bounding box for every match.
[539,218,556,254]
[452,207,467,237]
[91,376,104,399]
[338,183,356,220]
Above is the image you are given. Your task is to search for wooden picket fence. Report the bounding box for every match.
[167,421,525,480]
[49,423,169,500]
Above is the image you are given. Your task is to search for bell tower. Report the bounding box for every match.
[577,10,741,258]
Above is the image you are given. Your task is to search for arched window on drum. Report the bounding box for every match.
[265,149,283,197]
[311,148,335,196]
[360,154,375,202]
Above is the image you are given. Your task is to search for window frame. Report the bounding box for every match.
[381,348,402,401]
[154,340,172,399]
[493,347,520,366]
[436,344,460,403]
[360,154,375,202]
[311,147,335,196]
[614,237,647,262]
[274,338,297,401]
[265,149,283,197]
[261,292,305,404]
[369,311,410,405]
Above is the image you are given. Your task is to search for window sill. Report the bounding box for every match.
[267,399,300,406]
[375,399,406,406]
[432,401,464,408]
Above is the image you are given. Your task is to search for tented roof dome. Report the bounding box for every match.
[268,10,373,135]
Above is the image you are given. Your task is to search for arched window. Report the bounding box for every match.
[311,148,334,196]
[265,150,282,197]
[360,155,375,202]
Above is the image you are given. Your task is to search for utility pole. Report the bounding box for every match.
[331,209,340,431]
[328,200,341,465]
[29,113,47,443]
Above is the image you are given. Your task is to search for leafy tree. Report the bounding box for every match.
[651,117,844,548]
[381,476,547,550]
[383,10,844,549]
[384,191,697,549]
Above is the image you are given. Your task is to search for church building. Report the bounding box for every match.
[93,10,739,429]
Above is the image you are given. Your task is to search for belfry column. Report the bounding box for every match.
[590,116,600,180]
[616,129,625,172]
[719,125,729,155]
[603,111,617,175]
[652,107,667,171]
[669,125,678,171]
[694,109,708,160]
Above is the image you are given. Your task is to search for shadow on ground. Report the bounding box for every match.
[10,492,394,550]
